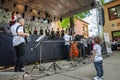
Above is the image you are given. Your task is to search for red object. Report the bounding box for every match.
[34,28,38,34]
[12,15,14,21]
[69,42,79,58]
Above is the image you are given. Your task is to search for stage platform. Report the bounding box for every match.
[0,51,120,80]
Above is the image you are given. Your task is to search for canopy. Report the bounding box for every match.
[0,0,97,20]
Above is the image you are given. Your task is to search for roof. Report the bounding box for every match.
[0,0,97,20]
[76,18,89,25]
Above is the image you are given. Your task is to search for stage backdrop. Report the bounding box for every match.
[0,33,15,66]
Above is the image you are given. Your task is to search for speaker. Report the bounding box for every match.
[101,8,105,26]
[45,12,48,18]
[60,17,62,22]
[5,8,9,12]
[38,11,41,15]
[24,5,28,12]
[22,13,25,18]
[16,11,19,14]
[30,9,32,12]
[13,3,16,7]
[32,16,35,21]
[53,15,56,21]
[99,7,105,26]
[38,17,40,19]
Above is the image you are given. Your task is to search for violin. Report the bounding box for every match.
[69,41,79,58]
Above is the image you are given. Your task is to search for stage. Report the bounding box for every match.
[0,51,119,80]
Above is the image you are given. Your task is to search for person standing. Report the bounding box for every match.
[63,31,72,60]
[11,17,29,72]
[45,27,50,36]
[117,38,120,50]
[61,28,65,38]
[33,27,38,35]
[55,28,60,39]
[39,28,43,35]
[50,28,55,39]
[91,36,104,80]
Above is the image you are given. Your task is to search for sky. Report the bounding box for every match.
[84,8,99,37]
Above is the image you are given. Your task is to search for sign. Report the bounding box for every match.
[104,33,110,42]
[104,33,112,54]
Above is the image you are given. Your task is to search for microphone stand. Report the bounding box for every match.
[47,38,61,73]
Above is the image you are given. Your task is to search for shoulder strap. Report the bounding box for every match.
[16,25,21,35]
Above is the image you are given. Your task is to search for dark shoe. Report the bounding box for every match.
[19,69,24,72]
[15,69,19,72]
[14,69,24,72]
[66,59,71,61]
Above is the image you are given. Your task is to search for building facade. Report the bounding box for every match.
[74,19,89,38]
[103,0,120,40]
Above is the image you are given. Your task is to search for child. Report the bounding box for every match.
[91,36,104,80]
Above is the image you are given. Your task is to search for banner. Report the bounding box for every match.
[104,33,112,54]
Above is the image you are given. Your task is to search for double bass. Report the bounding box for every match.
[69,41,79,58]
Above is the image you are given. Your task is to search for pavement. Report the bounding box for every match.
[0,51,120,80]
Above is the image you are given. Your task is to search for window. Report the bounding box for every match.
[108,4,120,20]
[83,27,85,31]
[112,30,120,39]
[103,0,116,4]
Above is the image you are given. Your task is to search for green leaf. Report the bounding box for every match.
[74,11,90,19]
[59,11,90,29]
[60,17,70,29]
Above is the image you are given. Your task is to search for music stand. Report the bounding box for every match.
[29,35,49,76]
[47,39,61,73]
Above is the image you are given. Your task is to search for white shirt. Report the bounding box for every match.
[14,16,17,21]
[11,23,25,46]
[63,34,72,45]
[93,44,103,62]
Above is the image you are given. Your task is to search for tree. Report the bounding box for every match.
[74,11,90,19]
[60,17,70,29]
[60,11,90,29]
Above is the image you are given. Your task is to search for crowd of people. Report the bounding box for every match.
[31,27,65,40]
[3,11,119,80]
[110,38,120,51]
[63,31,104,80]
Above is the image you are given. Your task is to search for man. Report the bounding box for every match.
[55,28,60,39]
[45,27,50,36]
[61,28,65,38]
[11,17,29,72]
[63,31,72,60]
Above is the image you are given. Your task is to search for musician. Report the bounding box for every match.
[40,28,43,35]
[50,28,55,39]
[55,28,60,39]
[11,17,29,72]
[34,27,38,35]
[45,26,50,36]
[61,28,65,38]
[63,31,72,60]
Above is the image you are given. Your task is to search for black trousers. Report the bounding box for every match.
[14,43,25,70]
[65,45,70,59]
